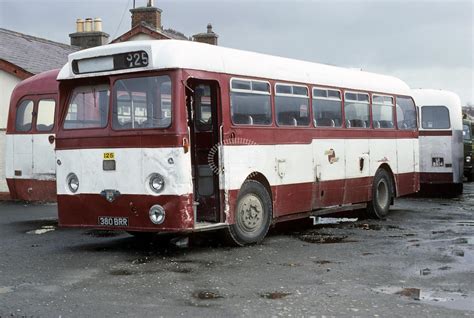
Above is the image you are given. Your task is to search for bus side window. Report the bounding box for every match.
[15,100,34,132]
[344,92,370,128]
[396,96,417,130]
[230,78,271,126]
[372,95,394,129]
[313,88,342,127]
[36,99,56,132]
[275,84,310,127]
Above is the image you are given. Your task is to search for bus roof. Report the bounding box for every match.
[14,69,60,95]
[411,88,463,130]
[58,40,411,96]
[411,88,462,111]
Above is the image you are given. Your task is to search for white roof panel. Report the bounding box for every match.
[411,88,463,130]
[58,40,411,95]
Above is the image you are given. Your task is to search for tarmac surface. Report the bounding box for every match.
[0,183,473,317]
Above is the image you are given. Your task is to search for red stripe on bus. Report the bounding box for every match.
[57,171,418,231]
[420,172,453,184]
[419,131,452,136]
[6,178,57,202]
[55,129,418,149]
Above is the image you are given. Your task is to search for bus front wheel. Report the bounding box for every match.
[367,169,393,219]
[226,180,272,246]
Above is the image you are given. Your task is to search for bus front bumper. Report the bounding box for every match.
[57,193,194,232]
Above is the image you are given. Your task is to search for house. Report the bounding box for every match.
[0,28,79,198]
[110,0,218,45]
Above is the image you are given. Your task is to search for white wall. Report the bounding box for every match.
[0,70,22,193]
[127,34,156,42]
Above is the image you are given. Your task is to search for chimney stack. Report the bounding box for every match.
[130,1,162,30]
[69,17,110,49]
[193,23,218,45]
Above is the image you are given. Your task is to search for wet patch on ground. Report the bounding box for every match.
[26,225,56,235]
[260,292,292,299]
[84,230,123,238]
[109,269,134,276]
[12,219,58,234]
[192,290,224,300]
[374,286,474,312]
[298,233,352,244]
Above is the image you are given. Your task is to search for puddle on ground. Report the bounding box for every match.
[130,257,154,265]
[298,233,352,244]
[0,286,13,294]
[109,269,133,276]
[314,260,333,265]
[26,225,55,235]
[261,292,292,299]
[192,291,223,300]
[374,286,474,311]
[84,230,122,238]
[170,266,193,274]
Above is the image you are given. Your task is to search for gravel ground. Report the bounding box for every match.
[0,183,473,317]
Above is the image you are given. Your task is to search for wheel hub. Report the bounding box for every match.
[237,194,263,232]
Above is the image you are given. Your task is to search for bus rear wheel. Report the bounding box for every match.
[226,180,272,246]
[367,169,393,219]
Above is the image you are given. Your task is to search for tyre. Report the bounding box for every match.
[367,169,393,219]
[225,180,272,246]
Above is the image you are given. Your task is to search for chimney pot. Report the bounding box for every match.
[84,18,93,32]
[147,0,154,7]
[76,18,84,33]
[94,18,103,32]
[207,23,213,33]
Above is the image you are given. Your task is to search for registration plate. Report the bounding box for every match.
[98,216,129,227]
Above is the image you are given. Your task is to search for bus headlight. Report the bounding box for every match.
[148,173,165,193]
[467,156,472,163]
[149,205,166,224]
[67,173,79,193]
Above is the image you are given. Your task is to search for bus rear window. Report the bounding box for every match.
[421,106,450,129]
[64,85,110,129]
[112,75,172,130]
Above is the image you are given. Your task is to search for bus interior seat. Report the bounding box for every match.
[291,116,298,126]
[315,118,336,127]
[37,124,53,131]
[233,114,254,125]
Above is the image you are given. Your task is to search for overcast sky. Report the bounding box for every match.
[1,0,472,104]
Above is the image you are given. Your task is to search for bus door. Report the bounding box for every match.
[187,80,221,223]
[11,95,56,180]
[32,96,57,178]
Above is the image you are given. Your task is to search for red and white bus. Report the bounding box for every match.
[411,89,464,195]
[55,40,419,245]
[5,69,60,201]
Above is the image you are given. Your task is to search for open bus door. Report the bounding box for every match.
[186,79,221,224]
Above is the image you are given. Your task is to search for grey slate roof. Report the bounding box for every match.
[0,28,79,75]
[163,28,189,41]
